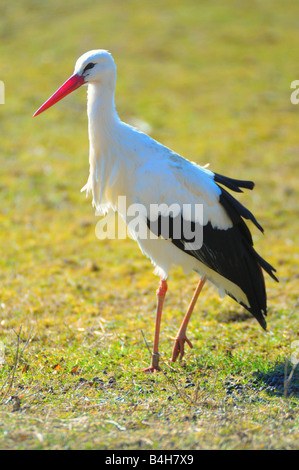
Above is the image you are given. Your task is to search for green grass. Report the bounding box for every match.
[0,0,298,449]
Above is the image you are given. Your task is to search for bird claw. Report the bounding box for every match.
[171,335,193,362]
[141,353,161,373]
[141,365,161,373]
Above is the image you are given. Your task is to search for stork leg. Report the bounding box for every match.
[142,278,168,373]
[171,276,206,362]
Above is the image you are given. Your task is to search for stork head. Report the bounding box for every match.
[33,50,116,117]
[75,50,116,86]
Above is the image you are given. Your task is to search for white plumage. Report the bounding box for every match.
[34,50,278,372]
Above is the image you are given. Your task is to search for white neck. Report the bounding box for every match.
[87,82,120,150]
[84,81,123,211]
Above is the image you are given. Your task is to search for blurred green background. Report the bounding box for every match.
[0,0,298,450]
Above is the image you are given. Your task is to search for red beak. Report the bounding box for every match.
[33,73,85,117]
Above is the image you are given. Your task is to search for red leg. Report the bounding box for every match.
[171,276,206,362]
[142,279,168,373]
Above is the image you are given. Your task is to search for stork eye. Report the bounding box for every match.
[83,63,95,73]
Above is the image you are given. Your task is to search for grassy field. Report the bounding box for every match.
[0,0,298,450]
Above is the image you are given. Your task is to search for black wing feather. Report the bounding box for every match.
[147,176,277,330]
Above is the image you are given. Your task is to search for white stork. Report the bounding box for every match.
[34,50,278,372]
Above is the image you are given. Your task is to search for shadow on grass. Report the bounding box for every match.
[192,354,299,403]
[215,309,254,325]
[253,361,299,398]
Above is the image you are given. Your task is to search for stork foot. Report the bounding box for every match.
[141,365,161,373]
[171,335,193,362]
[141,353,161,373]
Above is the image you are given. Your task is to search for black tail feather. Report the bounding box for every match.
[214,172,255,193]
[219,187,264,233]
[249,246,279,283]
[215,177,278,327]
